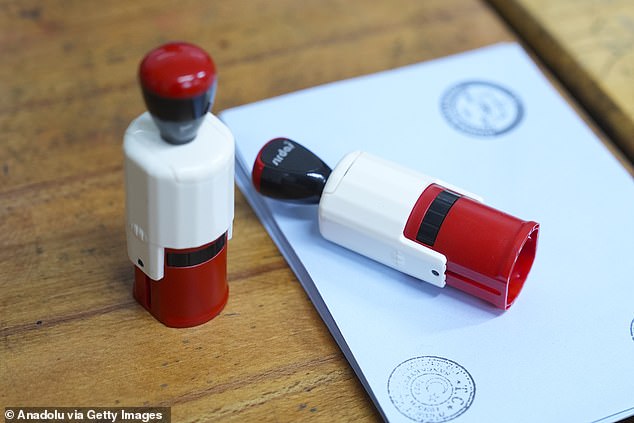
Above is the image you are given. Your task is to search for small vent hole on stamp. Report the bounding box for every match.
[432,270,440,276]
[137,258,145,267]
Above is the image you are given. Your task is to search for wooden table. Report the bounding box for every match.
[0,0,630,421]
[490,0,634,163]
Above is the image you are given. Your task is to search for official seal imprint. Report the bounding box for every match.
[441,80,523,136]
[388,356,475,423]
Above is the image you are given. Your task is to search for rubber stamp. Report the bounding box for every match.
[252,138,538,309]
[124,42,234,327]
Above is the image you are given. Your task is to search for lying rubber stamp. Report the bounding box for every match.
[252,138,538,309]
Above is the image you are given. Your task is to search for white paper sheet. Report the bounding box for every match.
[220,43,634,423]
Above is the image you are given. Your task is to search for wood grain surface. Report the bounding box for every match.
[0,0,599,421]
[490,0,634,162]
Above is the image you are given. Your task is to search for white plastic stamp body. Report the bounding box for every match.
[124,112,235,281]
[319,151,480,287]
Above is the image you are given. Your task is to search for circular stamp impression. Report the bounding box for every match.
[630,317,634,341]
[388,356,475,423]
[441,81,523,136]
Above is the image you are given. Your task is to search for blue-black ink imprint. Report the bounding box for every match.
[630,317,634,341]
[388,356,475,423]
[440,81,524,136]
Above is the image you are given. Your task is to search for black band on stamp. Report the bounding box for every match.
[417,190,461,246]
[166,233,226,268]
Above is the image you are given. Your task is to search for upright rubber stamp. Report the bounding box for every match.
[124,42,234,327]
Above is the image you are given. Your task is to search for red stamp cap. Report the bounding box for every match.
[139,41,216,99]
